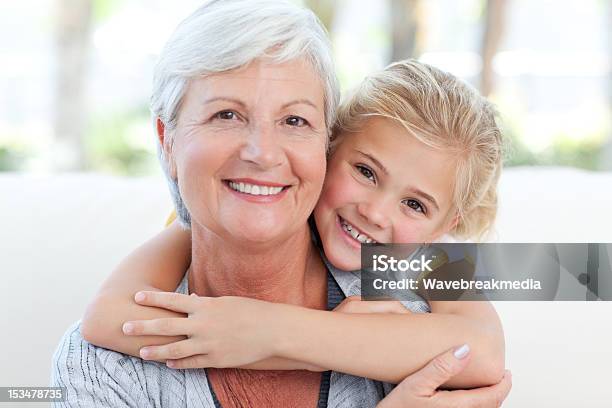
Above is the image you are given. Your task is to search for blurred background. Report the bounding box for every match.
[1,1,612,407]
[0,0,610,175]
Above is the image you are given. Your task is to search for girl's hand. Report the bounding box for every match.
[122,291,282,368]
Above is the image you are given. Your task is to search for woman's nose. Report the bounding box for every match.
[239,124,285,169]
[357,200,391,230]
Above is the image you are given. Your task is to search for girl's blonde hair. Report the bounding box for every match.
[332,59,503,240]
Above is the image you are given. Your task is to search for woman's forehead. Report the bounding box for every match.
[186,59,325,108]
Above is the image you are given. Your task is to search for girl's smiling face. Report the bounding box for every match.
[314,117,459,271]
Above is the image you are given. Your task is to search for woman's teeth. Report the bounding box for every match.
[340,219,376,244]
[228,181,284,196]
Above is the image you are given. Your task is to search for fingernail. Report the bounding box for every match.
[167,360,176,368]
[135,292,146,302]
[122,323,134,334]
[453,344,470,359]
[140,348,150,358]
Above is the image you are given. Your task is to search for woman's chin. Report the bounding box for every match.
[227,225,293,246]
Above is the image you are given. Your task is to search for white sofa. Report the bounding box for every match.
[1,166,611,407]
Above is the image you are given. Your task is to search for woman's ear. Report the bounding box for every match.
[156,117,177,179]
[156,117,166,146]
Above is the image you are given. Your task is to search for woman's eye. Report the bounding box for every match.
[356,165,375,183]
[285,116,309,127]
[214,110,239,120]
[402,199,426,214]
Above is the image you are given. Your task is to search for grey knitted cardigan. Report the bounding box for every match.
[51,259,429,407]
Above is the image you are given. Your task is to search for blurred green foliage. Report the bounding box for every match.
[0,146,25,171]
[92,0,123,22]
[0,136,31,171]
[503,125,607,170]
[85,107,158,175]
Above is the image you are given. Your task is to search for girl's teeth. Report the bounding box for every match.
[341,218,376,244]
[228,181,283,196]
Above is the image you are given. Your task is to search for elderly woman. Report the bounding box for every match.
[52,1,510,407]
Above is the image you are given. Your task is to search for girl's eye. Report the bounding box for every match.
[402,198,426,214]
[356,164,376,183]
[285,116,309,127]
[214,110,239,120]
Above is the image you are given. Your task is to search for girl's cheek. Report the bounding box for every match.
[393,219,430,244]
[321,164,362,209]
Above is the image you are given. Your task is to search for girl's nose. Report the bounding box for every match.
[357,200,391,230]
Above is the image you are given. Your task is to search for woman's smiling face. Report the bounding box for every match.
[164,58,328,246]
[314,117,458,270]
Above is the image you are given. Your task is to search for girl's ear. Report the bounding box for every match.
[447,212,460,232]
[430,212,460,243]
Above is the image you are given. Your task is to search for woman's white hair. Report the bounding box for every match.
[151,0,339,227]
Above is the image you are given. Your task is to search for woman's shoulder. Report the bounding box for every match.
[50,321,185,407]
[52,321,150,372]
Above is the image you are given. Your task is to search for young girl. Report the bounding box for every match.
[81,59,505,389]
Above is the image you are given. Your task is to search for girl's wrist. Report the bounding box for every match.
[268,303,308,359]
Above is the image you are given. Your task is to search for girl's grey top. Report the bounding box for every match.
[325,257,431,314]
[51,256,429,407]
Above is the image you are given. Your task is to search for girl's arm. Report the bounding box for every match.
[275,299,504,388]
[130,291,504,388]
[80,221,192,358]
[84,220,503,386]
[80,221,319,370]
